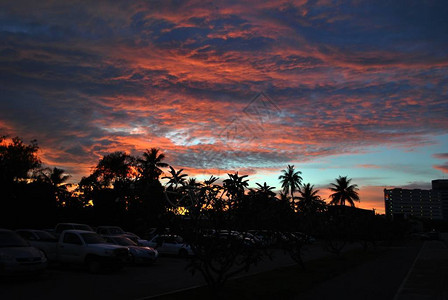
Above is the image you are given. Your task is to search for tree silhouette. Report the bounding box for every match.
[0,136,41,184]
[162,166,188,188]
[37,167,71,206]
[252,182,276,198]
[94,151,135,188]
[278,165,302,210]
[138,148,168,182]
[223,172,249,201]
[297,183,326,215]
[329,176,360,207]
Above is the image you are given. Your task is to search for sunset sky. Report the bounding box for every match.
[1,0,448,213]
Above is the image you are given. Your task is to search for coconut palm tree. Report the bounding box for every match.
[162,166,188,188]
[138,148,168,181]
[278,165,302,209]
[297,183,326,214]
[37,167,71,206]
[329,176,360,207]
[253,182,276,198]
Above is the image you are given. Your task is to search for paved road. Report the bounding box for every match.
[295,241,425,300]
[395,240,448,300]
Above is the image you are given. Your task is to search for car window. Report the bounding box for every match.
[164,236,175,243]
[63,232,83,245]
[113,237,136,246]
[0,231,29,247]
[74,224,93,231]
[17,231,35,240]
[36,231,57,241]
[109,227,125,234]
[56,224,71,233]
[81,233,106,244]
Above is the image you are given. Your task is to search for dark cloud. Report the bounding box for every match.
[433,153,448,159]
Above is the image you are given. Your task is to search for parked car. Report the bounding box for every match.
[102,235,158,265]
[147,234,193,257]
[54,223,94,237]
[56,230,130,273]
[96,226,150,246]
[16,229,58,261]
[0,229,47,276]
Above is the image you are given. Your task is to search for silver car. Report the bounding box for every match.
[0,229,47,276]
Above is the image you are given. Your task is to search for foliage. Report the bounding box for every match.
[0,136,41,184]
[329,176,360,207]
[278,165,302,210]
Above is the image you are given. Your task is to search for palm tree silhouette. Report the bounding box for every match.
[223,172,249,200]
[329,176,360,207]
[297,183,325,214]
[38,167,71,205]
[138,148,168,181]
[278,165,302,209]
[253,182,276,198]
[162,166,188,188]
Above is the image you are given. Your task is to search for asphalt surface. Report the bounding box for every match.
[2,240,443,300]
[395,240,448,300]
[295,240,448,300]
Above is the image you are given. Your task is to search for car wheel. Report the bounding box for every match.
[178,248,188,258]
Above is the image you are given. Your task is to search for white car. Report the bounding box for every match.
[16,229,58,261]
[103,235,158,265]
[147,235,193,257]
[0,229,47,276]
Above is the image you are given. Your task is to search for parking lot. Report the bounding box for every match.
[1,255,202,300]
[0,243,372,300]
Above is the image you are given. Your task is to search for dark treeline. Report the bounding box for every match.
[0,136,366,233]
[0,136,404,234]
[1,136,422,292]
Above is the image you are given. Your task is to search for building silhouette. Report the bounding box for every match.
[384,179,448,220]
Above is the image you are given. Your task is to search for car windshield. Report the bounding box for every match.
[74,224,93,231]
[81,233,106,244]
[112,237,136,246]
[0,231,29,247]
[36,231,57,241]
[109,227,125,234]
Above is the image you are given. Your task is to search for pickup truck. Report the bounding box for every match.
[18,229,130,273]
[57,230,130,272]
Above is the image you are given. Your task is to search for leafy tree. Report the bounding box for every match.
[278,165,302,210]
[0,136,41,184]
[93,151,135,188]
[329,176,360,207]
